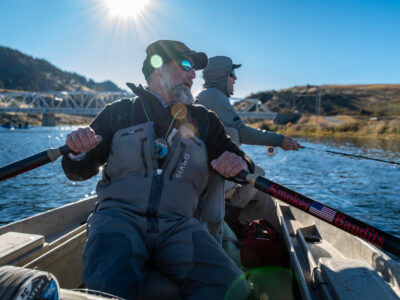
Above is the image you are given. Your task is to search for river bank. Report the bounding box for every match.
[251,115,400,139]
[0,112,92,126]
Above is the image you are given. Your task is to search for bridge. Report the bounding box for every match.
[0,91,275,125]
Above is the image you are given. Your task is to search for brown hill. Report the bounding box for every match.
[246,84,400,117]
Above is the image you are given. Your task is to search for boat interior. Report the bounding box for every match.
[0,193,399,299]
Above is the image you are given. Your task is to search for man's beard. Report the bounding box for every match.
[160,70,194,105]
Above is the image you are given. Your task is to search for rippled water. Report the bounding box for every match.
[0,126,100,224]
[1,127,399,238]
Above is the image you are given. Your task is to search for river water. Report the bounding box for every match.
[1,126,399,238]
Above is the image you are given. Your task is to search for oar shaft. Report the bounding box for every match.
[0,145,70,182]
[238,171,400,257]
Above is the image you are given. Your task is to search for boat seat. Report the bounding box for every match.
[137,269,179,300]
[0,232,44,265]
[319,258,399,299]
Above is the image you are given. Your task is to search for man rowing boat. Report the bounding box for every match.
[62,40,252,299]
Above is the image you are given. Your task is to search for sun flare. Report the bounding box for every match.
[103,0,150,20]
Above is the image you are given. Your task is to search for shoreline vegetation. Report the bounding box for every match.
[2,112,400,139]
[249,114,400,139]
[0,112,92,126]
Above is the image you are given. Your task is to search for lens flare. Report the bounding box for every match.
[181,124,196,139]
[224,266,294,299]
[171,103,187,120]
[150,54,163,68]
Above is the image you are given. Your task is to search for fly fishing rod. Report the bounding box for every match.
[304,146,399,165]
[0,145,70,182]
[265,145,399,166]
[236,171,400,258]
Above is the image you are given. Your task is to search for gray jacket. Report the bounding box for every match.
[196,56,284,146]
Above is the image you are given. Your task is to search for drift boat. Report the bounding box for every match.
[0,189,399,299]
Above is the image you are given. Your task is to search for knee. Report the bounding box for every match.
[83,232,142,299]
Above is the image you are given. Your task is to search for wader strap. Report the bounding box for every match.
[146,173,162,233]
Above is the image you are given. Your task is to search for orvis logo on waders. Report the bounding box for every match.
[175,153,190,178]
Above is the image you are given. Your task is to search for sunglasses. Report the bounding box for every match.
[180,59,194,72]
[229,70,236,78]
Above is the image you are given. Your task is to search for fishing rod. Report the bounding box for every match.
[0,145,70,182]
[265,145,399,166]
[304,146,399,165]
[236,171,400,258]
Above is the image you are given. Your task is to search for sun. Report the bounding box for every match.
[103,0,150,20]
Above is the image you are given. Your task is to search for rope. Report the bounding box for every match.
[0,265,59,299]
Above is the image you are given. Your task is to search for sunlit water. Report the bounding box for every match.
[1,127,399,238]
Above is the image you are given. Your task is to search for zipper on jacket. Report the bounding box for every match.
[121,128,144,137]
[140,137,148,177]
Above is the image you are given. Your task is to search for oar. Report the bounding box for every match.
[0,145,70,182]
[303,146,399,166]
[236,171,400,258]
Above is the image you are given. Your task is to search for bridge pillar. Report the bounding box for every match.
[42,113,56,126]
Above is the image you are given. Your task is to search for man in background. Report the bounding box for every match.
[196,56,301,224]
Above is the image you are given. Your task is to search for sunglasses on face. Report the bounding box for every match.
[180,59,194,72]
[229,69,236,78]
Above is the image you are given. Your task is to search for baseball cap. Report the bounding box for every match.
[142,40,208,79]
[232,63,242,70]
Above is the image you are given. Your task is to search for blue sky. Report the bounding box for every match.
[1,0,399,97]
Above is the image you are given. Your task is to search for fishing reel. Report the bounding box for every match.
[265,146,277,156]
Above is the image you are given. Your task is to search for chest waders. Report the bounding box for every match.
[82,98,248,300]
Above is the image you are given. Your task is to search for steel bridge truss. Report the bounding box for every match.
[0,92,276,119]
[0,91,131,116]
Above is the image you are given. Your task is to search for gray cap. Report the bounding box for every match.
[202,56,241,96]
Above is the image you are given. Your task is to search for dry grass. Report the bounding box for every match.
[252,115,400,139]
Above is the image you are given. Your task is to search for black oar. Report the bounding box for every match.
[304,146,399,166]
[0,145,70,182]
[236,171,400,258]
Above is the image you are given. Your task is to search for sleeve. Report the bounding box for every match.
[198,91,244,130]
[205,110,255,173]
[61,105,113,181]
[238,124,284,146]
[198,90,283,146]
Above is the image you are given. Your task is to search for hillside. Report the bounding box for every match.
[0,46,122,92]
[246,84,400,117]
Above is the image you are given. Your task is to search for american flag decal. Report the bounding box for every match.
[309,202,336,222]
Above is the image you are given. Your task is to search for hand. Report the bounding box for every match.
[66,127,102,153]
[211,151,247,178]
[280,136,301,151]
